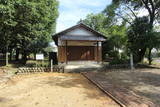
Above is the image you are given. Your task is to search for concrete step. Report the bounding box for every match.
[64,63,102,72]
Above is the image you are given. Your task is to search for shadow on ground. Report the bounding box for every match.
[39,73,109,100]
[96,69,160,105]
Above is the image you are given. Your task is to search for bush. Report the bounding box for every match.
[109,58,128,65]
[109,50,120,59]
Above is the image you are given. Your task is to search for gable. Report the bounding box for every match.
[65,27,96,36]
[52,23,107,45]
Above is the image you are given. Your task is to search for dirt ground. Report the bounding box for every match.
[0,73,119,107]
[101,69,160,105]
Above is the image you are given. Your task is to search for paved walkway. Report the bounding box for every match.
[82,72,156,107]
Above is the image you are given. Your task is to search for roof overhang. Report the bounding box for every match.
[53,23,107,39]
[52,23,107,46]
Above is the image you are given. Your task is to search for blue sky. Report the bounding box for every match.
[56,0,112,32]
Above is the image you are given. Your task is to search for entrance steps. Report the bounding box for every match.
[61,61,103,72]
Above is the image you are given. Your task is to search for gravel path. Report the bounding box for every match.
[0,73,119,107]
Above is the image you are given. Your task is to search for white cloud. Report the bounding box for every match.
[56,0,111,32]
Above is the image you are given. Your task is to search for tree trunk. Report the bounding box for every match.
[133,48,146,63]
[34,53,36,60]
[139,48,146,62]
[148,48,152,65]
[15,48,20,61]
[22,52,27,64]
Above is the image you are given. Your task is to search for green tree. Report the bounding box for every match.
[0,0,16,65]
[127,17,150,63]
[0,0,59,65]
[81,13,127,62]
[127,16,160,64]
[107,0,160,27]
[147,31,160,64]
[29,35,50,59]
[104,0,160,64]
[79,13,106,33]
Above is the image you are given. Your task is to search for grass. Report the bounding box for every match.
[0,59,50,67]
[25,60,50,67]
[0,59,50,74]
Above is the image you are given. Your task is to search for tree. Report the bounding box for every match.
[127,17,150,63]
[81,0,160,65]
[0,0,16,66]
[29,35,50,59]
[15,0,58,63]
[104,0,160,64]
[0,0,59,65]
[107,0,160,27]
[81,13,128,63]
[127,16,160,64]
[79,13,106,33]
[146,31,160,64]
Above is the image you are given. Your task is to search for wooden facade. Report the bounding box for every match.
[53,23,106,64]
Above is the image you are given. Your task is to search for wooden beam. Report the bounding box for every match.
[97,41,99,63]
[65,40,68,64]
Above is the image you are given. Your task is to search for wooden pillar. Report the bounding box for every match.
[97,41,99,63]
[58,47,60,63]
[99,46,102,62]
[65,40,68,64]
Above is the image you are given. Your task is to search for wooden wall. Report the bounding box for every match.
[58,46,102,63]
[58,46,66,63]
[94,46,102,62]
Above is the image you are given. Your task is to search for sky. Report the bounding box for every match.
[56,0,112,32]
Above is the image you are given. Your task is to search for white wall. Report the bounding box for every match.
[66,28,96,36]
